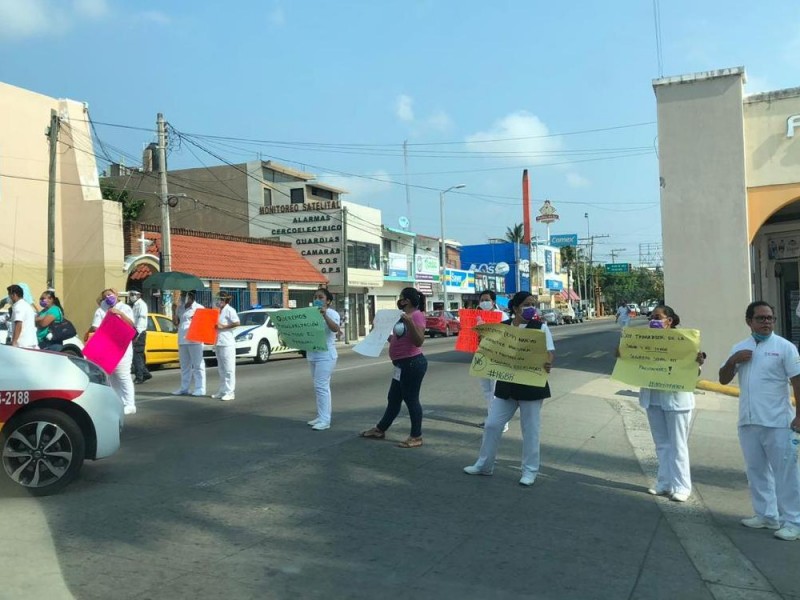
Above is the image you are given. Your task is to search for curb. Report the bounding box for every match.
[697,379,797,406]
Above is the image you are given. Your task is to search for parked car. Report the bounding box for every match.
[643,301,660,317]
[561,305,584,324]
[627,303,641,317]
[145,313,179,366]
[425,311,461,337]
[540,308,564,326]
[0,344,123,496]
[0,312,84,357]
[203,308,302,364]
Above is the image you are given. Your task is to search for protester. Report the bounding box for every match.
[306,288,341,431]
[173,291,206,397]
[476,289,510,432]
[634,305,704,503]
[128,290,152,384]
[34,289,64,349]
[361,286,428,448]
[88,288,137,415]
[719,300,800,541]
[464,291,555,486]
[615,300,631,328]
[7,284,38,349]
[213,292,240,401]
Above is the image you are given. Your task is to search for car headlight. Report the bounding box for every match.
[235,333,253,341]
[68,356,109,386]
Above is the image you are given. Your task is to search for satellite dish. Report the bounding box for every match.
[399,216,410,229]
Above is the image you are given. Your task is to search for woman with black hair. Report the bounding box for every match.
[35,289,64,349]
[361,286,428,448]
[637,304,704,502]
[464,291,555,486]
[306,287,341,431]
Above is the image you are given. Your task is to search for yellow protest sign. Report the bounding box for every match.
[611,327,701,392]
[469,323,549,387]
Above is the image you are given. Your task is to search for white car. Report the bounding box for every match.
[0,312,84,357]
[203,308,303,364]
[0,345,123,496]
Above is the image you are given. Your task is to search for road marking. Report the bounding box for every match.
[584,350,607,358]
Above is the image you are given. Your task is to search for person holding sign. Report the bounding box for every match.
[464,291,554,486]
[306,288,341,431]
[634,305,705,503]
[213,292,240,402]
[173,291,207,397]
[475,289,510,431]
[88,288,137,415]
[719,301,800,541]
[360,287,428,448]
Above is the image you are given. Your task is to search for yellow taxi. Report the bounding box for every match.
[145,313,179,366]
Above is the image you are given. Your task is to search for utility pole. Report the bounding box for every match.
[342,205,350,344]
[611,248,626,264]
[46,109,60,290]
[157,113,173,317]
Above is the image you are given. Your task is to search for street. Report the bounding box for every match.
[3,318,799,600]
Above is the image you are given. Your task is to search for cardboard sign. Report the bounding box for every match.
[469,323,549,387]
[83,312,137,374]
[353,309,403,357]
[612,327,701,392]
[270,307,328,352]
[455,309,505,353]
[186,308,220,344]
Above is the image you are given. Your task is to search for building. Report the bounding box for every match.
[0,82,125,334]
[653,67,800,366]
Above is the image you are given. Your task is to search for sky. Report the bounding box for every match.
[1,0,799,266]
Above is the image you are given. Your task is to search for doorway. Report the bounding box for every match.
[777,261,800,347]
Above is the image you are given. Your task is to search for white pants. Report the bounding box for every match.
[473,397,543,478]
[479,378,496,407]
[646,406,692,495]
[309,358,336,425]
[110,345,135,409]
[739,425,800,527]
[215,344,236,396]
[179,344,206,394]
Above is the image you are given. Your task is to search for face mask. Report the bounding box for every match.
[479,301,494,311]
[649,319,665,329]
[521,307,536,321]
[752,332,772,343]
[39,299,48,308]
[104,295,117,308]
[313,299,325,308]
[217,301,225,308]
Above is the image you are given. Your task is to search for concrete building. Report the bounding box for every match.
[653,67,800,366]
[0,82,125,334]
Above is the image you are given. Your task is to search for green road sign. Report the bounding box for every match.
[605,263,630,274]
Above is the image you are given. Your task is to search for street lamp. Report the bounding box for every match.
[440,184,466,310]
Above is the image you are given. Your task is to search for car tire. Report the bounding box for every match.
[1,408,86,497]
[60,345,83,358]
[254,339,271,364]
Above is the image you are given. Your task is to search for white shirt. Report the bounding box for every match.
[131,298,149,334]
[91,302,135,349]
[519,322,555,352]
[11,299,37,348]
[307,308,341,362]
[176,301,204,345]
[616,305,630,324]
[725,333,800,427]
[216,304,240,347]
[639,389,695,411]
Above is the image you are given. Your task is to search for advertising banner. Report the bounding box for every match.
[387,252,410,278]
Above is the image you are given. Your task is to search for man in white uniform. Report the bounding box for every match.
[7,284,38,349]
[615,301,631,328]
[720,300,800,541]
[128,290,151,384]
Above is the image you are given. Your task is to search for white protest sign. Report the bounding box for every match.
[353,309,403,357]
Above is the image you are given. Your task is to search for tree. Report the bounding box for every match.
[101,182,146,221]
[505,223,524,243]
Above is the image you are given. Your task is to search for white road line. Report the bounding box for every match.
[584,350,608,358]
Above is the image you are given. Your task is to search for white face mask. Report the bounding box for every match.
[479,300,494,311]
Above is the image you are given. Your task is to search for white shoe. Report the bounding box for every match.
[123,405,137,415]
[774,525,800,541]
[463,465,493,476]
[171,389,189,396]
[741,515,780,530]
[311,422,330,431]
[502,423,509,433]
[647,487,671,497]
[670,492,690,502]
[307,418,320,426]
[191,391,206,397]
[519,474,536,486]
[220,393,235,401]
[211,393,221,399]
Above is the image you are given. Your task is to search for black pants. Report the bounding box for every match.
[377,355,428,438]
[132,331,149,379]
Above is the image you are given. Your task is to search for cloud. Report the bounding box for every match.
[0,0,109,41]
[465,111,564,164]
[424,110,453,133]
[744,75,771,94]
[268,5,285,27]
[74,0,108,19]
[566,172,590,188]
[395,94,415,122]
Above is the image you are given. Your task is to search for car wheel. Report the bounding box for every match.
[254,339,271,364]
[60,345,83,358]
[1,408,86,496]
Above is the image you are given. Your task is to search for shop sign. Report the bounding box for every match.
[414,254,440,281]
[387,252,410,278]
[550,234,578,248]
[545,279,563,291]
[535,200,559,224]
[444,269,475,293]
[788,115,800,139]
[259,199,341,215]
[544,250,553,274]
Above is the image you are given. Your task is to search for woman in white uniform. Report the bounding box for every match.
[475,289,510,431]
[213,292,240,401]
[306,288,340,431]
[172,291,206,396]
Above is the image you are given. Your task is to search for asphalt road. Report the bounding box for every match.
[4,317,799,600]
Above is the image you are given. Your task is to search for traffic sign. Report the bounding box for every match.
[605,263,630,274]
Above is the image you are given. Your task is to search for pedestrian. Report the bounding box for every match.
[475,289,510,432]
[172,291,206,397]
[463,291,555,486]
[6,284,38,349]
[88,288,137,415]
[127,290,152,384]
[34,289,64,349]
[213,292,240,401]
[306,288,341,431]
[719,300,800,541]
[635,305,705,503]
[360,286,428,448]
[615,300,631,328]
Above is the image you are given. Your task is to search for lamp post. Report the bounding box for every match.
[440,184,466,310]
[584,212,590,313]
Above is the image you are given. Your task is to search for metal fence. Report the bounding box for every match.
[218,287,247,312]
[256,290,283,308]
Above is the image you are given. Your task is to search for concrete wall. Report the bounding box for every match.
[653,69,752,367]
[744,89,800,189]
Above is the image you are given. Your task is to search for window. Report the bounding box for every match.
[310,186,334,200]
[262,188,272,207]
[347,241,381,270]
[290,188,305,204]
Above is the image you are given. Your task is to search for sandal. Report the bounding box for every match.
[360,427,385,439]
[397,436,423,448]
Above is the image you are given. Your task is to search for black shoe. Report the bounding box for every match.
[134,378,144,384]
[477,421,485,429]
[142,373,152,381]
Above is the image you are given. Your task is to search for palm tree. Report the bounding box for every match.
[505,223,524,243]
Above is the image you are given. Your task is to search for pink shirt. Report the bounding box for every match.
[389,310,426,361]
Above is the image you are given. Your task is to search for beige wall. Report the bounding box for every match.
[744,91,800,189]
[0,82,125,334]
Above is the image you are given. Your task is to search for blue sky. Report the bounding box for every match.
[2,0,799,264]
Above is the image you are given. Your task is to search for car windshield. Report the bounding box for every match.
[240,312,268,326]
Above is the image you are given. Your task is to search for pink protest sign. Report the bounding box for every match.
[83,312,137,374]
[455,309,505,353]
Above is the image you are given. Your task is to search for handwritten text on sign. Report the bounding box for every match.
[611,327,701,392]
[469,323,549,387]
[270,307,328,352]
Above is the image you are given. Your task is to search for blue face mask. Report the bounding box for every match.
[313,299,325,308]
[752,332,772,343]
[521,307,537,321]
